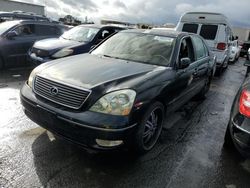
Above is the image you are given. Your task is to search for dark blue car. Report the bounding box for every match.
[28,24,126,65]
[0,20,67,69]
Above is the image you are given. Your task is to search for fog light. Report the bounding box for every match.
[96,139,123,147]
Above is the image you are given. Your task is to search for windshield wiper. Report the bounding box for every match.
[102,54,120,59]
[61,36,74,41]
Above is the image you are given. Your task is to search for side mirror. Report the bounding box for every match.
[6,31,17,39]
[179,57,191,69]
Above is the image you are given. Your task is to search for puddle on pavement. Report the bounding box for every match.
[20,127,45,137]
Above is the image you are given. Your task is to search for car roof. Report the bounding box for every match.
[4,20,62,26]
[121,28,190,38]
[77,24,126,29]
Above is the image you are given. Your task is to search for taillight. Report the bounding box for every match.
[239,89,250,118]
[217,42,226,50]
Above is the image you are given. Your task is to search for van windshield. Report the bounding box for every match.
[182,23,198,33]
[200,25,218,40]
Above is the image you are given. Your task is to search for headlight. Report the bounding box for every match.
[231,50,235,54]
[90,89,136,116]
[27,64,46,88]
[52,48,73,58]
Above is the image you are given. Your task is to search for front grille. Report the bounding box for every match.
[31,48,50,57]
[34,76,91,109]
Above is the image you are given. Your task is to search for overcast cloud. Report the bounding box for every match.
[16,0,250,27]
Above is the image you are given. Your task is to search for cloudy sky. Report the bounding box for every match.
[16,0,250,27]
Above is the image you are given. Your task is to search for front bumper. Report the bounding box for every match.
[28,52,52,65]
[211,50,228,68]
[20,83,137,150]
[229,54,236,62]
[230,114,250,155]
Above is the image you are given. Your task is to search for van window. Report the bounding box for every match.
[182,24,198,33]
[200,25,218,40]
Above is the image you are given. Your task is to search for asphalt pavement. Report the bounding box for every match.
[0,60,250,188]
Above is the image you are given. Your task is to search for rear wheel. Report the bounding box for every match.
[215,66,223,76]
[132,102,164,154]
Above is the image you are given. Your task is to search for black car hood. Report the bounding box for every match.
[38,54,162,89]
[33,37,83,51]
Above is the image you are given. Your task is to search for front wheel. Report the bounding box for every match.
[132,102,164,154]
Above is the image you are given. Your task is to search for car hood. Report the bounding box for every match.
[33,37,83,51]
[38,54,162,90]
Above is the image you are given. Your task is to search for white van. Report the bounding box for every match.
[176,12,233,74]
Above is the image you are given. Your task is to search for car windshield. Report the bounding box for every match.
[61,26,99,42]
[0,21,19,35]
[91,32,175,66]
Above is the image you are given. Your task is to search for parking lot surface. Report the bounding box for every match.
[1,60,250,188]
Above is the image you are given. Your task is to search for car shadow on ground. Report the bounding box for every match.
[214,146,250,187]
[30,98,205,187]
[0,67,34,89]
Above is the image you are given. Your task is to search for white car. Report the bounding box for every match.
[229,40,241,62]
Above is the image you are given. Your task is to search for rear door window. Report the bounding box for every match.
[182,24,198,33]
[200,25,218,40]
[35,25,58,36]
[192,36,207,59]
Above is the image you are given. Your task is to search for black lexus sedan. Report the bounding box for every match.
[28,24,125,65]
[20,29,215,153]
[224,64,250,157]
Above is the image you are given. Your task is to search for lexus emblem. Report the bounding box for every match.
[50,86,59,96]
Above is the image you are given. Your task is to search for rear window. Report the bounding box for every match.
[182,24,198,33]
[200,25,218,40]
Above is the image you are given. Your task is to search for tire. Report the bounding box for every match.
[195,75,211,100]
[223,124,234,149]
[224,60,228,69]
[132,102,164,154]
[215,66,223,76]
[246,67,250,77]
